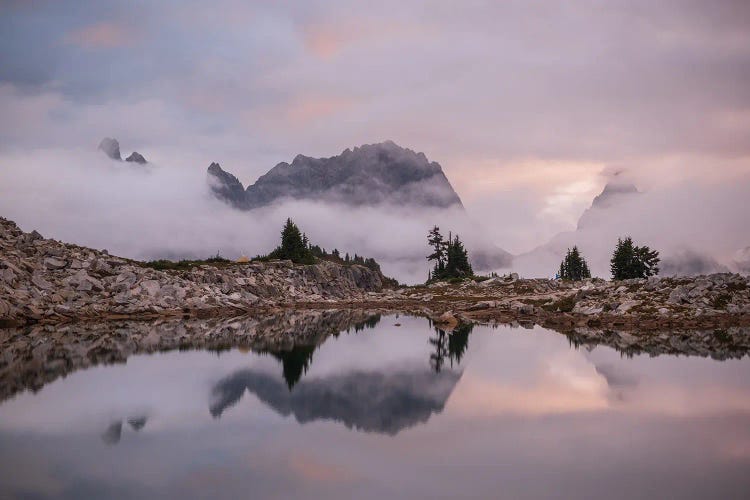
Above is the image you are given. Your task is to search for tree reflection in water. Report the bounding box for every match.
[429,323,474,373]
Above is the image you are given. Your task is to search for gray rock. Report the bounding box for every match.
[140,280,161,297]
[0,268,16,284]
[667,286,689,305]
[31,274,53,290]
[98,137,121,161]
[616,300,640,313]
[125,152,147,164]
[43,257,66,270]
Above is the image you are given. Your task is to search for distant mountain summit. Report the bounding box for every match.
[98,137,121,161]
[98,138,148,164]
[207,141,463,209]
[577,180,639,229]
[125,152,147,164]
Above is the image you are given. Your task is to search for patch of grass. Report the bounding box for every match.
[513,284,537,294]
[142,254,231,271]
[542,295,577,313]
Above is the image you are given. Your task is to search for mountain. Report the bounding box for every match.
[98,137,121,161]
[207,162,245,206]
[209,367,461,435]
[577,181,638,229]
[207,141,463,209]
[513,179,746,278]
[125,152,147,164]
[98,137,148,164]
[513,180,642,277]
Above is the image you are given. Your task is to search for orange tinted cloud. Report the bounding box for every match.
[64,22,130,49]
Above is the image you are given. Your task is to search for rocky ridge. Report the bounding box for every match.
[207,141,464,210]
[0,218,385,326]
[98,137,148,164]
[383,273,750,331]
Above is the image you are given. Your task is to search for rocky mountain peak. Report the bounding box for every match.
[98,137,121,161]
[590,181,639,210]
[207,162,247,208]
[207,141,464,210]
[577,181,640,229]
[125,152,147,164]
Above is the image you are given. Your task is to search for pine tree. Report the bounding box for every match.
[559,246,591,281]
[426,227,473,281]
[268,218,315,264]
[610,236,660,279]
[445,234,473,278]
[427,226,446,266]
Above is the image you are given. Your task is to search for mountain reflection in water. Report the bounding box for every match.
[209,318,471,434]
[210,368,461,434]
[2,315,750,500]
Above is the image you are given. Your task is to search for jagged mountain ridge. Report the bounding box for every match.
[98,137,148,164]
[207,141,463,209]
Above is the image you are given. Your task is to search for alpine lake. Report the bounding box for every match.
[1,312,749,499]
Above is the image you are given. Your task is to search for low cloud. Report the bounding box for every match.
[514,170,750,278]
[0,148,508,283]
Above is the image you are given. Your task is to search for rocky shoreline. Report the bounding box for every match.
[0,217,385,327]
[2,308,748,404]
[374,272,750,331]
[3,216,749,331]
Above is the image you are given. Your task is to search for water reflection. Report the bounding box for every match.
[1,315,750,499]
[209,315,464,434]
[210,368,460,434]
[0,309,385,402]
[428,322,473,372]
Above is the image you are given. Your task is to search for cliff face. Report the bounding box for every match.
[207,141,464,209]
[0,217,386,326]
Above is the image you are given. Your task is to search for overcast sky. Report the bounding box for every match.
[1,0,749,254]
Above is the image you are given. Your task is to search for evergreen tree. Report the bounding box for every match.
[558,246,591,281]
[268,218,315,264]
[426,227,473,281]
[445,234,473,278]
[427,226,446,266]
[610,236,660,279]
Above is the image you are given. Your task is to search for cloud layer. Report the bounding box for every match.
[1,0,749,279]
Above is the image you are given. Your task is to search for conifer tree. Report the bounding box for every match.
[558,246,591,280]
[445,234,473,278]
[427,226,446,266]
[610,236,660,279]
[268,218,315,264]
[426,227,473,281]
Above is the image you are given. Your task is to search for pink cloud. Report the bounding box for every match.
[64,22,130,49]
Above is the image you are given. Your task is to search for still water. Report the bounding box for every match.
[1,315,749,499]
